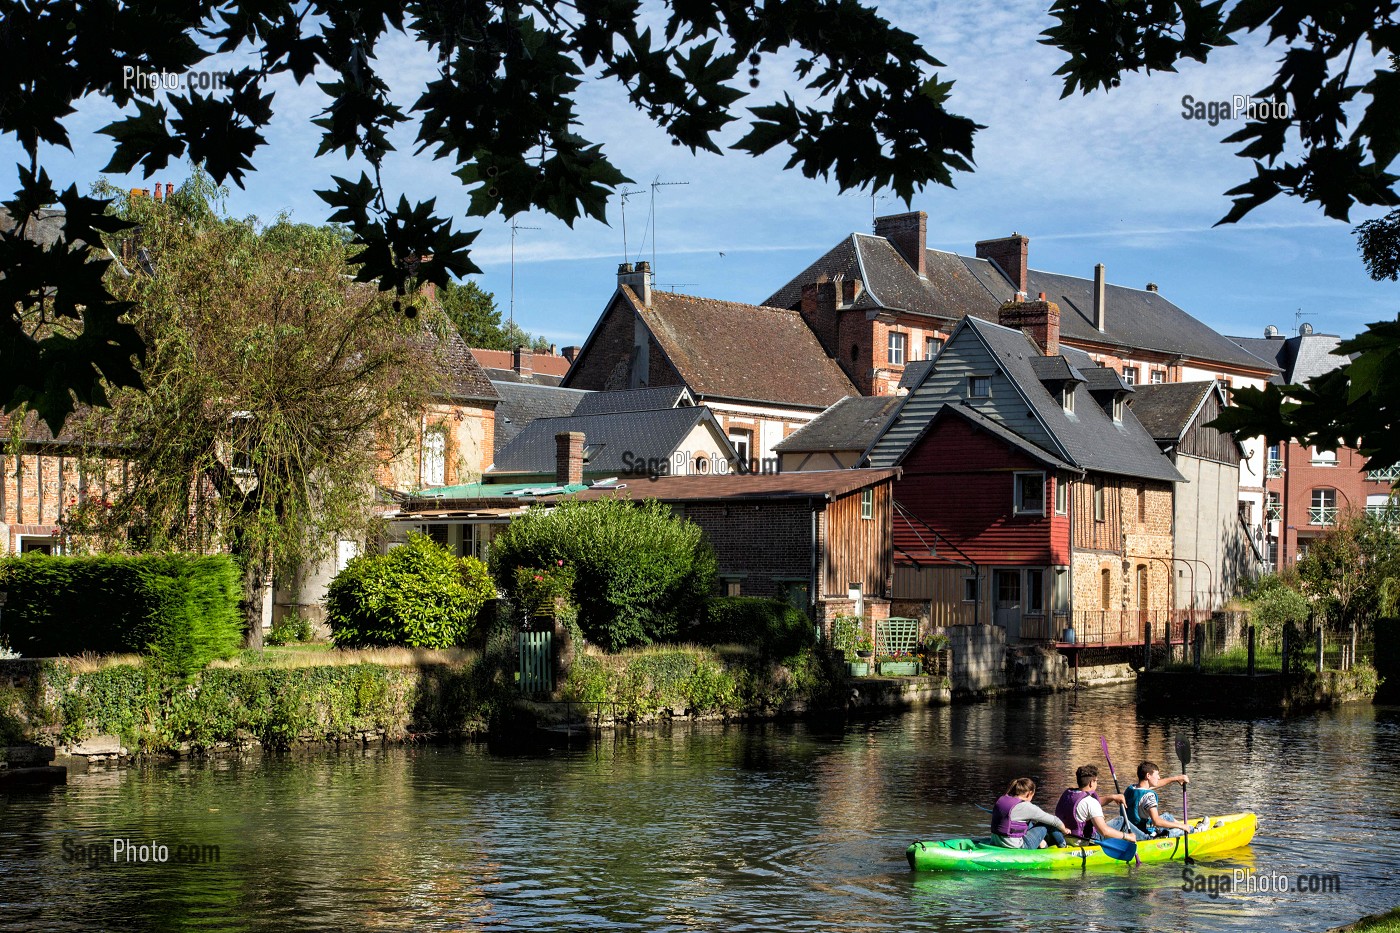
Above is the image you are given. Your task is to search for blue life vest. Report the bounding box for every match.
[991,794,1029,838]
[1055,788,1099,838]
[1124,785,1158,836]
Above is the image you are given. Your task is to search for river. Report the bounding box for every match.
[1,684,1394,931]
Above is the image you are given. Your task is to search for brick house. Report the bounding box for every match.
[562,262,857,466]
[763,210,1278,551]
[1231,326,1398,569]
[865,301,1182,644]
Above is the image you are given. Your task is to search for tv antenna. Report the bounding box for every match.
[618,188,646,261]
[844,189,890,227]
[660,283,696,293]
[1294,308,1313,336]
[649,177,689,276]
[509,216,540,331]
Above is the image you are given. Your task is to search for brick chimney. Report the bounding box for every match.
[1094,263,1106,331]
[874,211,927,278]
[513,345,532,377]
[999,292,1060,358]
[561,345,582,363]
[799,275,841,357]
[555,431,584,486]
[976,234,1029,295]
[618,260,652,308]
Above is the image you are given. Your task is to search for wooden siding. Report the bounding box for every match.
[869,323,1056,467]
[894,565,985,625]
[1072,474,1123,552]
[823,482,893,598]
[1176,389,1240,465]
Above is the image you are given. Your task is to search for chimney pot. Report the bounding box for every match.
[165,182,173,198]
[976,234,1029,295]
[1038,291,1046,300]
[617,260,652,307]
[874,211,928,278]
[1146,282,1158,292]
[556,431,585,486]
[561,345,582,363]
[513,345,533,377]
[153,183,163,202]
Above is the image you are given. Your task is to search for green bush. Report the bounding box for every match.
[490,498,717,651]
[1250,582,1310,646]
[0,553,243,675]
[693,596,815,657]
[325,532,495,648]
[265,614,313,646]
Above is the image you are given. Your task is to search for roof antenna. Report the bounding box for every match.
[618,188,645,263]
[509,216,540,333]
[1294,308,1313,336]
[649,176,689,278]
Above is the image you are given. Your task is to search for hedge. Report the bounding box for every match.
[692,596,816,657]
[0,553,243,675]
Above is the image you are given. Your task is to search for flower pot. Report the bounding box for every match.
[878,660,921,677]
[847,661,870,677]
[856,650,873,659]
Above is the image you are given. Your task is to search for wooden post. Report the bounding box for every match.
[1247,625,1256,677]
[1316,627,1325,671]
[1143,621,1153,671]
[1193,623,1203,671]
[1281,625,1290,675]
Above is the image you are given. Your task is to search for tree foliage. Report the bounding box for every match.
[1295,512,1400,631]
[439,279,550,352]
[1,0,979,431]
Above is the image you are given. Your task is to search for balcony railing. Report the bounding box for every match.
[1266,502,1282,521]
[1266,459,1284,478]
[1309,506,1338,526]
[1368,465,1400,483]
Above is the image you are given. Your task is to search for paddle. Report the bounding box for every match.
[1102,735,1139,867]
[1098,836,1138,863]
[1176,736,1195,865]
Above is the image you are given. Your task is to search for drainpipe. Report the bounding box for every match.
[810,506,820,634]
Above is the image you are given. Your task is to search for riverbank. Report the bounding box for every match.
[1328,908,1400,933]
[1136,664,1380,714]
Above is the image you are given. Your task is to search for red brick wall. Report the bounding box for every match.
[679,500,812,600]
[1269,440,1388,565]
[563,298,683,392]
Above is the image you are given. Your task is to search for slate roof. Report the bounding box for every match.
[1128,382,1217,443]
[896,402,1078,473]
[773,395,900,453]
[489,405,732,476]
[616,288,858,409]
[762,230,1274,373]
[0,207,67,248]
[1229,332,1349,385]
[409,323,499,403]
[491,381,591,450]
[572,385,693,416]
[899,359,935,390]
[868,317,1183,483]
[484,368,565,387]
[573,467,900,503]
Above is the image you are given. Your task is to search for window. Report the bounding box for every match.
[1061,385,1075,413]
[1135,565,1148,611]
[962,576,978,602]
[860,488,874,519]
[422,430,446,486]
[1267,444,1284,478]
[1014,472,1045,515]
[1112,396,1124,422]
[1122,366,1138,386]
[1137,484,1147,523]
[230,411,256,474]
[925,336,944,360]
[336,539,360,573]
[850,343,860,363]
[1052,567,1069,612]
[1367,494,1395,522]
[1055,478,1068,514]
[729,428,753,465]
[1310,488,1338,525]
[968,375,991,398]
[1025,569,1044,614]
[1311,446,1338,467]
[782,580,809,610]
[1100,568,1112,610]
[996,572,1021,607]
[725,579,742,597]
[1266,492,1282,521]
[1093,480,1106,522]
[888,331,907,365]
[1150,369,1166,385]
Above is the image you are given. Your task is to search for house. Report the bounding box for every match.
[762,210,1278,550]
[572,468,900,627]
[562,262,858,466]
[472,345,579,387]
[1131,381,1260,608]
[773,396,900,472]
[1231,325,1397,569]
[867,299,1183,644]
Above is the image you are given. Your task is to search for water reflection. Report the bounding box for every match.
[0,686,1396,931]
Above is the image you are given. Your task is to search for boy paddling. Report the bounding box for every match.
[1118,760,1201,840]
[990,778,1068,849]
[1054,765,1134,844]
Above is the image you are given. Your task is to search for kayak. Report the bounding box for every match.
[906,811,1257,871]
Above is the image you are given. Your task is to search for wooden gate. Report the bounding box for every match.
[518,630,553,694]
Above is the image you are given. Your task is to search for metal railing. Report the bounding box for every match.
[1309,506,1338,526]
[1266,459,1284,478]
[1367,465,1400,482]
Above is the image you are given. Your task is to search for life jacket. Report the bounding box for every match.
[1124,785,1158,836]
[990,794,1029,838]
[1055,788,1100,838]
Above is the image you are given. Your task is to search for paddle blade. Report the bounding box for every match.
[1176,736,1191,768]
[1099,837,1138,862]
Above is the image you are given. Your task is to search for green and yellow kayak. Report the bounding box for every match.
[906,812,1257,871]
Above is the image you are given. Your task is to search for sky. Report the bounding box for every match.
[5,1,1396,349]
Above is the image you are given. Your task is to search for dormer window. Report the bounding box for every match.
[1061,386,1075,413]
[1112,396,1125,422]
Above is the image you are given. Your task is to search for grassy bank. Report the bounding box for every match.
[1328,907,1400,933]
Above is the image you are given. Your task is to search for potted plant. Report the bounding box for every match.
[854,630,874,658]
[831,614,871,676]
[916,633,951,676]
[877,650,922,677]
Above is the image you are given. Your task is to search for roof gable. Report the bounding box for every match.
[773,395,900,453]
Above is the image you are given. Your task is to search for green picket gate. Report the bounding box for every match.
[518,630,553,694]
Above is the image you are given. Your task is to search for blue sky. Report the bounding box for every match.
[5,1,1396,347]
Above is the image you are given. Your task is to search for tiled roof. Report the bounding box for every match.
[1129,382,1216,443]
[573,467,900,503]
[489,405,731,476]
[411,324,499,402]
[572,385,693,416]
[470,348,572,378]
[773,395,900,452]
[623,288,857,409]
[491,381,591,450]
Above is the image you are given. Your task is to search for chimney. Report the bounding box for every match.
[998,292,1061,358]
[618,260,652,307]
[153,183,164,202]
[416,255,436,303]
[1094,263,1106,331]
[561,345,582,363]
[874,211,928,277]
[513,345,532,377]
[975,234,1029,295]
[548,343,556,355]
[1145,282,1158,292]
[165,182,173,199]
[555,431,585,486]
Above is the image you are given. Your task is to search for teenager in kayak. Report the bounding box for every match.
[1054,765,1135,845]
[1117,760,1201,840]
[990,778,1068,849]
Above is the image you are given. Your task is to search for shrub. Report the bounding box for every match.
[0,553,243,675]
[490,498,716,651]
[325,533,495,648]
[1250,583,1310,646]
[265,614,313,646]
[693,596,815,657]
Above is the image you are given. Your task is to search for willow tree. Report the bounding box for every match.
[74,181,442,642]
